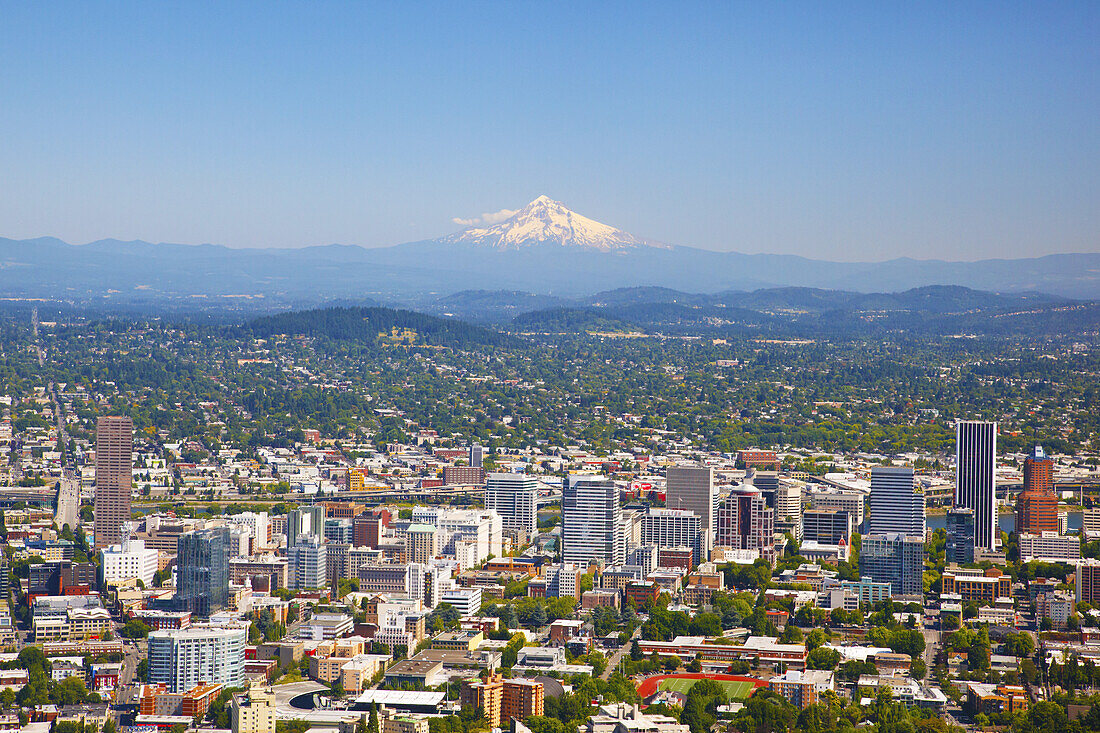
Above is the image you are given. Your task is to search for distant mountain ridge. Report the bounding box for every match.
[3,197,1100,302]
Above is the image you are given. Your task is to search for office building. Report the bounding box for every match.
[715,486,775,561]
[443,466,486,486]
[94,416,133,549]
[175,527,232,618]
[640,508,706,567]
[941,567,1011,602]
[288,535,327,590]
[869,466,924,537]
[749,470,779,508]
[439,587,482,616]
[469,444,485,469]
[405,524,438,564]
[410,506,503,567]
[562,477,624,566]
[100,538,159,587]
[945,508,976,564]
[541,563,583,599]
[1016,445,1057,535]
[860,534,924,596]
[665,465,716,537]
[357,564,412,594]
[485,473,538,536]
[1017,532,1080,563]
[801,509,852,545]
[775,479,803,526]
[148,624,247,693]
[1077,560,1100,606]
[808,487,866,528]
[288,506,324,548]
[231,688,276,733]
[955,421,998,551]
[323,518,353,545]
[229,512,271,552]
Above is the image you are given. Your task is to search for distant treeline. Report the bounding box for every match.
[247,306,519,348]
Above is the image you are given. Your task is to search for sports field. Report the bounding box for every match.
[657,677,757,699]
[637,673,765,700]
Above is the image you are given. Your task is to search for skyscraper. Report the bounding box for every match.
[288,505,324,548]
[639,508,706,567]
[715,486,775,561]
[869,466,925,537]
[94,416,133,550]
[946,507,976,564]
[665,465,716,538]
[469,444,485,469]
[405,524,438,564]
[288,534,327,590]
[148,624,247,692]
[1016,445,1057,534]
[562,477,623,566]
[861,533,924,596]
[485,473,538,536]
[955,421,998,551]
[175,527,232,618]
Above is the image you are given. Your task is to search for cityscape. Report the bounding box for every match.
[2,4,1099,733]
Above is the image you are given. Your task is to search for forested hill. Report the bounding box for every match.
[247,307,518,348]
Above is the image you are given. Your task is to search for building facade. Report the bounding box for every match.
[1016,445,1057,535]
[148,624,247,693]
[955,421,998,551]
[946,508,976,564]
[175,527,232,618]
[715,487,775,561]
[563,478,624,566]
[484,473,538,536]
[665,465,716,537]
[869,466,924,537]
[94,416,133,550]
[860,533,924,596]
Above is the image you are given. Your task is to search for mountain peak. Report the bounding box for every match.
[444,197,669,252]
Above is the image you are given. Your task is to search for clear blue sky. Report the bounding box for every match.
[1,2,1097,260]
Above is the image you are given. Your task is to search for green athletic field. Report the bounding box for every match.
[656,678,756,700]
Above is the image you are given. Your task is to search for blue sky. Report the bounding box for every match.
[1,2,1097,260]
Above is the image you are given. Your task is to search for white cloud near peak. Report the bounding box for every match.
[452,208,517,227]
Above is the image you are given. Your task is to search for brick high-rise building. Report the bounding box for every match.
[1016,445,1057,535]
[460,674,544,727]
[1077,559,1100,606]
[94,416,133,550]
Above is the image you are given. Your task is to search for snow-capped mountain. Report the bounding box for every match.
[443,195,670,252]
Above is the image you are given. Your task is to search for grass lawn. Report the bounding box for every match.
[657,678,756,700]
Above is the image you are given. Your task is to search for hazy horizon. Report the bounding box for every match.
[2,3,1098,260]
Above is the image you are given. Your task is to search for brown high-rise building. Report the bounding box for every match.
[1016,445,1057,535]
[460,674,543,727]
[94,416,133,549]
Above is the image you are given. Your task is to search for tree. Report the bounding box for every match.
[531,603,548,629]
[806,647,840,671]
[910,657,927,680]
[367,704,379,733]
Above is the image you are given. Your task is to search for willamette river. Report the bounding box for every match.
[925,511,1083,534]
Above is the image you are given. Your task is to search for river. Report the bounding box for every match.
[925,511,1083,534]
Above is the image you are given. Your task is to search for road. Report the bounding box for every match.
[120,639,145,686]
[601,625,641,680]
